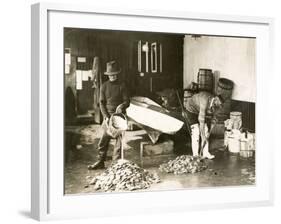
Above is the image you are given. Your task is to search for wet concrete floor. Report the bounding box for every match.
[64,124,255,194]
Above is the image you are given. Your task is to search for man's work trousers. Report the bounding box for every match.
[96,120,122,162]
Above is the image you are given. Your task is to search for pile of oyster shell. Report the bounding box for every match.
[89,159,160,192]
[159,155,208,175]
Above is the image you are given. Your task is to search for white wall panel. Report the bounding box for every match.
[184,35,256,102]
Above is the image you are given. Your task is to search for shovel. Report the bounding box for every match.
[200,138,208,156]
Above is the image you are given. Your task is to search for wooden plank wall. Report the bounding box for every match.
[231,100,255,132]
[64,28,184,116]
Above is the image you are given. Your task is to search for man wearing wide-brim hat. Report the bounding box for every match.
[88,60,130,170]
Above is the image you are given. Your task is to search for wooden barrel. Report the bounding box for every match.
[197,69,214,93]
[217,78,234,100]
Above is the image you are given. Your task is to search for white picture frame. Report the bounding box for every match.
[31,2,274,221]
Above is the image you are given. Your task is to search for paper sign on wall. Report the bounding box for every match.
[82,70,92,81]
[65,65,70,74]
[77,57,86,63]
[76,70,82,90]
[65,53,71,65]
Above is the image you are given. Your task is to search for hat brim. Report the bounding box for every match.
[104,69,121,75]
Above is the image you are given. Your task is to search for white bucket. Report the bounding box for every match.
[228,136,240,153]
[227,130,241,153]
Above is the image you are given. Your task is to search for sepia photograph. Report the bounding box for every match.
[63,28,256,195]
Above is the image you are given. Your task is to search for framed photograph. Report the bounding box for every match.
[31,2,274,221]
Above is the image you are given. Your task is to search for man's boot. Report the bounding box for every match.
[201,124,215,159]
[202,143,215,159]
[88,152,106,170]
[88,159,105,170]
[88,149,107,170]
[191,124,200,156]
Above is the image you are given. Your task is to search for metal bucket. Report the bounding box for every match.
[197,69,214,93]
[107,113,128,138]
